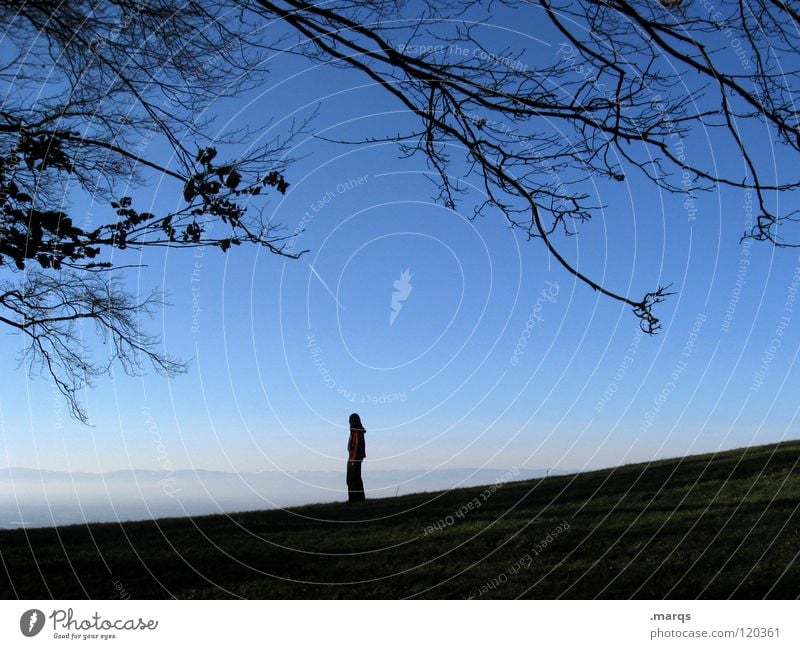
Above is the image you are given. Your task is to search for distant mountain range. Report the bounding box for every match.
[0,466,568,529]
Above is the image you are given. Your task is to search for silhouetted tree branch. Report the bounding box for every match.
[0,0,309,272]
[0,271,186,424]
[0,2,309,421]
[236,0,799,332]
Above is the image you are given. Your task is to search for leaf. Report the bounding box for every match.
[225,169,242,189]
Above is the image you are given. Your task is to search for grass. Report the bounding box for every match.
[1,439,798,599]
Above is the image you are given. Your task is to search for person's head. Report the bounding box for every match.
[349,412,363,429]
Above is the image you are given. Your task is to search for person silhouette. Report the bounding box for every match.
[346,413,366,502]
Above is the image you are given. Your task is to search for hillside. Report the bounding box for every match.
[1,440,798,599]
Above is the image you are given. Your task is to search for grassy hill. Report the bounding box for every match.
[1,440,798,599]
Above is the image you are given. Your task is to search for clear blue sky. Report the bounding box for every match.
[1,3,798,478]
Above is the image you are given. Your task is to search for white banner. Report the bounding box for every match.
[1,600,797,648]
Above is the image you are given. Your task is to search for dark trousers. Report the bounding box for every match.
[346,460,365,502]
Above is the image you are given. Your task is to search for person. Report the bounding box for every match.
[346,413,366,502]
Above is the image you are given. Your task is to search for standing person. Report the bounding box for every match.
[346,413,366,502]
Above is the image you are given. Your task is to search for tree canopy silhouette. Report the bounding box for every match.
[1,1,306,421]
[1,0,798,421]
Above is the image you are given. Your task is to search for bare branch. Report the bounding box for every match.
[0,271,187,424]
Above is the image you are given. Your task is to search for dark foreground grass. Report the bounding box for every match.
[1,440,799,599]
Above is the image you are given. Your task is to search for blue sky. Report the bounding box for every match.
[1,3,799,481]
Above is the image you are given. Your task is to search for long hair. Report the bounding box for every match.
[349,412,364,431]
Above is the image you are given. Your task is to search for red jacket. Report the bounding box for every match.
[348,426,366,461]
